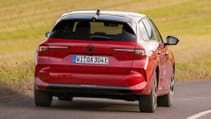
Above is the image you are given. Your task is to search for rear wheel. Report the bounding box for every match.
[34,86,52,107]
[139,73,157,113]
[157,71,174,107]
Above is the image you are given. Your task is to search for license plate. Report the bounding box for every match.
[72,55,109,64]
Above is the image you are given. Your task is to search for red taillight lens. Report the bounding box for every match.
[38,45,69,52]
[113,48,134,52]
[39,45,48,52]
[134,49,146,56]
[113,48,146,56]
[48,45,69,49]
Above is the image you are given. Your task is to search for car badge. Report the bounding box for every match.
[87,45,93,53]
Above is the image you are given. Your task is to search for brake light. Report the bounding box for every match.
[113,48,134,52]
[134,49,146,56]
[39,45,48,52]
[48,45,69,49]
[38,45,69,52]
[113,48,147,56]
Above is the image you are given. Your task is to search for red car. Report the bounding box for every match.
[34,10,179,112]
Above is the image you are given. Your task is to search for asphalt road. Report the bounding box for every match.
[0,80,211,119]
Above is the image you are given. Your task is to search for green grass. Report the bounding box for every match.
[0,0,211,86]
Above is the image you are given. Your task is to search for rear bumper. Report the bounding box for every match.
[35,81,147,101]
[36,78,149,98]
[35,70,151,98]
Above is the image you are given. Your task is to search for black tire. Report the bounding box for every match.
[157,72,174,107]
[139,73,157,113]
[34,86,52,107]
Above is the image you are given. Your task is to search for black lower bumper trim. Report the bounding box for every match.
[43,84,138,101]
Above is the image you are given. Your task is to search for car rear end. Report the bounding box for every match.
[35,11,149,101]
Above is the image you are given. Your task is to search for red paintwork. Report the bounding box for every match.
[35,37,175,96]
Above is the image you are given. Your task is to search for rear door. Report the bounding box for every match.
[141,18,167,92]
[146,18,171,92]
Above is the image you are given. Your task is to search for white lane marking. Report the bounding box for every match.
[187,110,211,119]
[179,97,211,101]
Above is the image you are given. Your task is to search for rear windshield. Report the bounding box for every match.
[49,20,136,41]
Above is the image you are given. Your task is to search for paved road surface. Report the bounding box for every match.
[0,80,211,119]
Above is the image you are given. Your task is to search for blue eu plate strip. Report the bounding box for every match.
[72,55,76,63]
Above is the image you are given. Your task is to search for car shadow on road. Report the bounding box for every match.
[0,82,34,108]
[0,82,139,113]
[0,82,154,113]
[0,82,140,113]
[51,98,140,113]
[0,81,143,113]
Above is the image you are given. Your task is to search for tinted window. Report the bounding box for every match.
[49,20,136,42]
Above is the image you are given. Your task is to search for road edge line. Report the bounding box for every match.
[187,110,211,119]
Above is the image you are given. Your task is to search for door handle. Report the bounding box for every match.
[164,52,168,55]
[157,51,161,55]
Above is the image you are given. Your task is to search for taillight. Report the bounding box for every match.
[38,45,69,52]
[113,48,147,56]
[113,48,134,52]
[48,45,69,49]
[39,45,48,52]
[134,49,146,56]
[35,45,48,65]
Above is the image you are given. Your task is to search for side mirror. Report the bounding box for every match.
[45,32,51,37]
[165,36,179,45]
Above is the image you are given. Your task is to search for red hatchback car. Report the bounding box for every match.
[34,10,179,112]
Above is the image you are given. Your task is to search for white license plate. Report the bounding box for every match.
[72,55,109,64]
